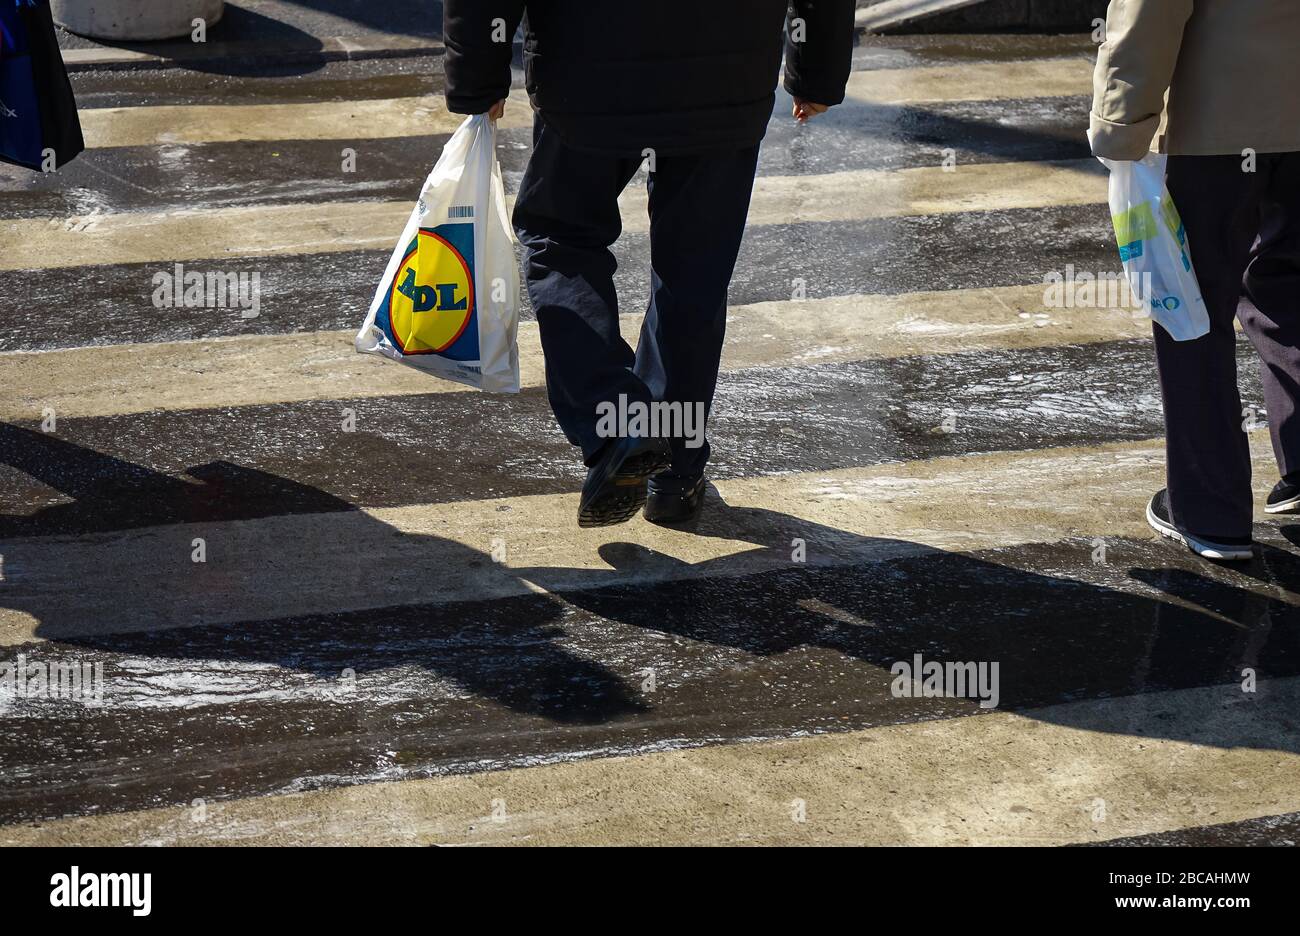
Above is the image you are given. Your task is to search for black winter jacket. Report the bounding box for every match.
[443,1,856,155]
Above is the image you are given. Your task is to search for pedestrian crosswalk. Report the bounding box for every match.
[1,159,1108,271]
[65,55,1092,151]
[0,283,1150,420]
[1,435,1288,645]
[2,37,1298,846]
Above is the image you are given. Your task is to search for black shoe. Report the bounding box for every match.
[1145,489,1255,561]
[644,475,707,526]
[577,436,671,528]
[1266,476,1300,514]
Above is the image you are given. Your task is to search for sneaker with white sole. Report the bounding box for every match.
[1266,477,1300,514]
[1146,489,1255,561]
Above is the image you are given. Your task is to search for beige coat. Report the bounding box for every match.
[1090,0,1300,160]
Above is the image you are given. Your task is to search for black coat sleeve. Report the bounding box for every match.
[783,0,856,106]
[443,0,526,115]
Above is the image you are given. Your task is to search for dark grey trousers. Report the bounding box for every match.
[1158,152,1300,538]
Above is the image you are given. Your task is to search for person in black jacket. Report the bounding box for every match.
[444,1,856,527]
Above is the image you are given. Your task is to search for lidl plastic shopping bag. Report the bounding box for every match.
[356,114,520,392]
[1098,152,1208,341]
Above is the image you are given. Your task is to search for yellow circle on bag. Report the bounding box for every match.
[388,230,475,354]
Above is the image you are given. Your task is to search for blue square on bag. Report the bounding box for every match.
[1118,240,1145,263]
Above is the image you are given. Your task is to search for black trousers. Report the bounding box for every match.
[512,116,760,485]
[1159,152,1300,538]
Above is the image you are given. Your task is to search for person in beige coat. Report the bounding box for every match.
[1091,0,1300,560]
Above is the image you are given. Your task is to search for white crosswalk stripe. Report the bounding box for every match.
[7,438,1257,646]
[0,159,1107,271]
[66,57,1093,150]
[0,284,1149,419]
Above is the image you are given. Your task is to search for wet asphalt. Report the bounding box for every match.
[0,337,1254,528]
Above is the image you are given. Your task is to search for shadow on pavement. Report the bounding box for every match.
[1,427,1298,825]
[0,422,644,724]
[541,491,1300,754]
[3,426,1296,746]
[61,5,330,78]
[276,0,444,39]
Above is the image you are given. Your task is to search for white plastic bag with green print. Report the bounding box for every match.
[1098,152,1208,341]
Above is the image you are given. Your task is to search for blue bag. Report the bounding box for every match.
[0,0,83,172]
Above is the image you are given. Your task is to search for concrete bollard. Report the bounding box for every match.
[51,0,225,42]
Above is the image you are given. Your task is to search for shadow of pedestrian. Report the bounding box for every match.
[4,427,1299,824]
[519,486,1300,754]
[0,422,645,726]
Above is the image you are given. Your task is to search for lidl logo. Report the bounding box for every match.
[386,228,475,355]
